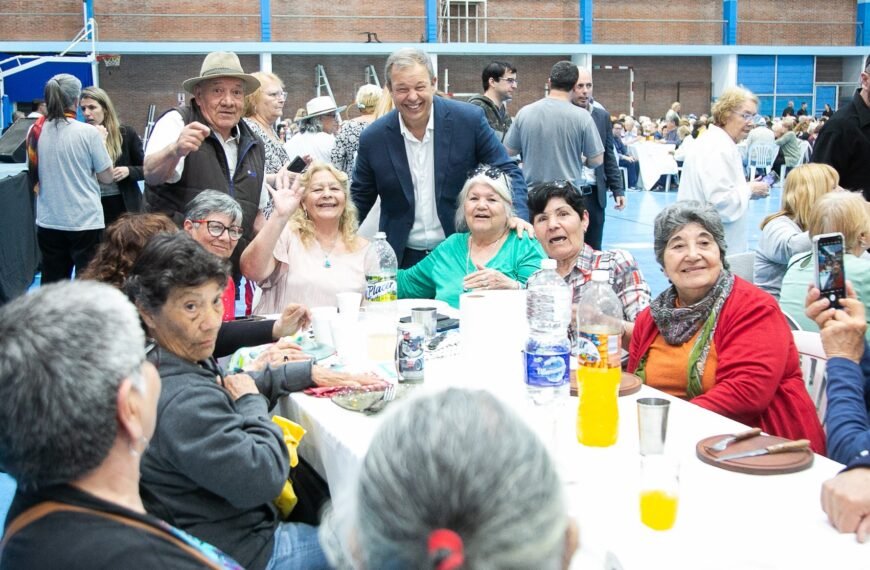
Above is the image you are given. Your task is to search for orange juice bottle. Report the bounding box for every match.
[575,271,623,447]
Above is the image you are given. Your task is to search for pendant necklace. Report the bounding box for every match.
[318,235,339,268]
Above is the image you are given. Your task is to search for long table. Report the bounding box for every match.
[628,141,679,191]
[280,349,868,569]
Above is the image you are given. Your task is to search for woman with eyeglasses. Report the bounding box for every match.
[80,86,145,227]
[243,72,291,198]
[677,87,770,254]
[395,167,546,308]
[241,161,370,311]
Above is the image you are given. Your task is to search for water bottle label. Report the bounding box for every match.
[577,331,621,369]
[524,350,570,387]
[365,276,397,302]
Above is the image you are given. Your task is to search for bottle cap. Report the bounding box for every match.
[591,269,609,282]
[540,258,557,270]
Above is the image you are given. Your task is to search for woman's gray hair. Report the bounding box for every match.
[322,388,568,569]
[385,47,435,89]
[125,232,230,316]
[454,171,515,232]
[298,115,327,134]
[0,281,145,487]
[44,73,82,121]
[653,200,730,269]
[184,189,243,226]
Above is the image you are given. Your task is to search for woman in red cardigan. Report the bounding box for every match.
[628,201,826,454]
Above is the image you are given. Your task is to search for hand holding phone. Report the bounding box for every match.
[813,232,847,309]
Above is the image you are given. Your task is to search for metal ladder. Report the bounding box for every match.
[365,65,380,87]
[315,64,334,99]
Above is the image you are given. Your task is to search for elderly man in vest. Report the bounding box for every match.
[144,52,285,261]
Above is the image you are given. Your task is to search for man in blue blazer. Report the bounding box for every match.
[351,48,529,268]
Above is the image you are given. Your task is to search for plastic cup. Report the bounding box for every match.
[336,292,363,318]
[310,306,338,346]
[639,456,679,531]
[331,317,366,369]
[637,397,670,455]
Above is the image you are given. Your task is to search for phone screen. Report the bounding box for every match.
[761,171,777,186]
[814,232,846,309]
[288,156,306,173]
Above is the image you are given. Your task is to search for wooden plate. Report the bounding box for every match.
[696,434,814,475]
[570,371,643,397]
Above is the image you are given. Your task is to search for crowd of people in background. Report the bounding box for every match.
[1,46,870,568]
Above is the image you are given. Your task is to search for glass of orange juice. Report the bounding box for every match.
[639,456,679,531]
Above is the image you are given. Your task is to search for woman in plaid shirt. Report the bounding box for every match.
[529,181,651,345]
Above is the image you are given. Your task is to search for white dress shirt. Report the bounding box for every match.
[399,111,445,250]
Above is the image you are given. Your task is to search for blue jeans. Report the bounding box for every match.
[265,522,329,570]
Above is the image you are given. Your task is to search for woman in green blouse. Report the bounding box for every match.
[397,165,546,308]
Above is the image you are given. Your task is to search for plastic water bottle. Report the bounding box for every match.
[363,232,398,314]
[363,233,399,361]
[575,270,624,447]
[524,258,572,407]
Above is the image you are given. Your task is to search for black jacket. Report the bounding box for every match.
[467,94,512,142]
[812,89,870,199]
[1,485,222,569]
[116,124,145,212]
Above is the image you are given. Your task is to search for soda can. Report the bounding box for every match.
[395,322,425,383]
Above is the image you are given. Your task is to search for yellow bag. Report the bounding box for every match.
[271,415,306,519]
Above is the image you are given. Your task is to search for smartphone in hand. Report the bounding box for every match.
[287,156,307,173]
[813,232,847,309]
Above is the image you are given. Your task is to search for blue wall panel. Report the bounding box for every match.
[776,55,813,94]
[737,55,775,93]
[756,95,774,118]
[814,86,836,115]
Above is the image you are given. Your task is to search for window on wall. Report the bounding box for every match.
[737,55,814,118]
[440,0,487,43]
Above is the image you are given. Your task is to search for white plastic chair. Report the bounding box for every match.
[780,140,812,182]
[620,167,629,190]
[792,330,828,422]
[725,251,756,283]
[745,143,778,179]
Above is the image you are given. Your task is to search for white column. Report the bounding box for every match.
[711,54,738,99]
[259,53,272,73]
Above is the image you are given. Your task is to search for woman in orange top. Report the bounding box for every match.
[627,201,826,453]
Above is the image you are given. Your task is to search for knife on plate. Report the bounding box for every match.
[714,439,810,462]
[705,427,763,452]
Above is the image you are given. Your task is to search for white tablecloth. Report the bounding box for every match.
[629,142,678,191]
[280,355,869,569]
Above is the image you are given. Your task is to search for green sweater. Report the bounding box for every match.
[397,232,546,308]
[779,251,870,341]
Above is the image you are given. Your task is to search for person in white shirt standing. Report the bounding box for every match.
[677,87,769,254]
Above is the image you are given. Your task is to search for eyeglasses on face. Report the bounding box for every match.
[191,219,244,240]
[739,112,756,122]
[265,90,288,100]
[498,77,518,85]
